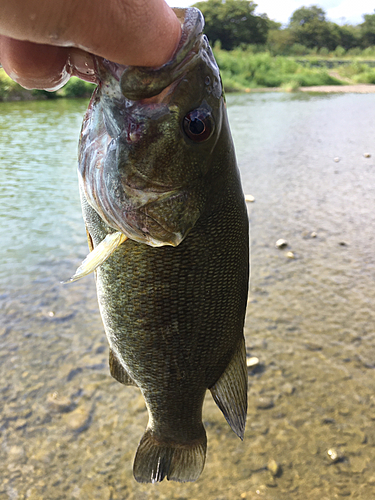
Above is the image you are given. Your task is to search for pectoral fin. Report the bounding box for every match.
[209,336,248,440]
[109,349,137,386]
[63,231,127,283]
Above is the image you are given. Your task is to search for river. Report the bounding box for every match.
[1,92,375,499]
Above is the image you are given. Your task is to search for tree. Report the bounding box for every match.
[289,5,340,51]
[193,0,269,50]
[360,11,375,47]
[289,5,326,26]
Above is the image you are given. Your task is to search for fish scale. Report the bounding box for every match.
[76,7,249,483]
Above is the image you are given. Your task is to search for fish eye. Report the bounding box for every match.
[183,108,214,143]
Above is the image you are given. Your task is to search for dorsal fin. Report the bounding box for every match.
[109,349,137,386]
[209,336,248,440]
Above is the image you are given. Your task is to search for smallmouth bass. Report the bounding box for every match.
[74,7,249,483]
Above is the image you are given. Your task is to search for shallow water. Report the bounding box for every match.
[1,93,375,499]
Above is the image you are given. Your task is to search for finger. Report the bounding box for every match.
[0,36,71,90]
[0,0,181,67]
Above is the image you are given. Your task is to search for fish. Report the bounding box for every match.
[74,7,249,483]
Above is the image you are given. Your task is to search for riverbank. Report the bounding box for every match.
[1,53,375,101]
[242,83,375,93]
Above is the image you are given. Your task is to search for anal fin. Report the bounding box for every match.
[209,336,248,440]
[109,348,137,386]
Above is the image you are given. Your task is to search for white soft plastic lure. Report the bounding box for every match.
[64,232,127,283]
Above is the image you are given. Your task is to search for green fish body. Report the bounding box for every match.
[78,8,249,483]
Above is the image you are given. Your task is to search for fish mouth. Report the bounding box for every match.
[116,8,204,102]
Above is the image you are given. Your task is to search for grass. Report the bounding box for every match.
[1,48,375,101]
[0,70,95,101]
[213,47,375,91]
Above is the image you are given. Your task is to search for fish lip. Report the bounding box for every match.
[119,8,205,101]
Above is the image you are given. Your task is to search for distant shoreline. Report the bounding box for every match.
[237,84,375,94]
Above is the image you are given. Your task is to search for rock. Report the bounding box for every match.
[276,239,288,249]
[281,383,295,395]
[327,448,343,463]
[267,459,281,477]
[245,194,255,202]
[304,342,323,351]
[8,446,25,460]
[286,251,295,259]
[63,405,91,431]
[311,231,317,238]
[256,397,274,410]
[363,153,371,158]
[339,241,347,246]
[246,356,260,369]
[334,157,340,162]
[46,392,74,413]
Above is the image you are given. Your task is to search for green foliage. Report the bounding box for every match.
[359,11,375,47]
[0,69,33,101]
[287,5,362,52]
[289,5,326,26]
[334,46,346,57]
[58,77,95,98]
[0,68,95,101]
[267,28,294,55]
[289,43,310,56]
[213,47,344,90]
[193,0,269,50]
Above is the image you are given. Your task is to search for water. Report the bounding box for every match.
[1,93,375,499]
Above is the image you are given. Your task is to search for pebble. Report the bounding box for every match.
[46,392,74,413]
[304,342,323,351]
[63,406,91,431]
[267,459,281,477]
[8,446,25,460]
[281,382,295,395]
[246,356,260,369]
[363,153,371,158]
[327,448,343,463]
[245,194,255,202]
[286,251,295,259]
[334,157,340,162]
[256,397,274,410]
[275,239,288,249]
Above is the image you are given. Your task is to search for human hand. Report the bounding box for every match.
[0,0,181,90]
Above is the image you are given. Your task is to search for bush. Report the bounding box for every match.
[289,43,309,56]
[334,45,346,57]
[361,46,375,57]
[213,47,345,90]
[353,70,375,84]
[59,77,95,98]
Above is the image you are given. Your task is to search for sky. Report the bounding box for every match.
[166,0,374,26]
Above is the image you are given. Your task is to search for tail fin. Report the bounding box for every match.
[133,428,207,483]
